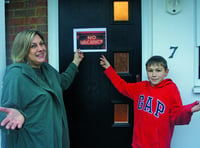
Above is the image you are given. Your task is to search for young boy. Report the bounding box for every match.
[100,55,200,148]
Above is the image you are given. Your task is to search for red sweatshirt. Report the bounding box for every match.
[104,66,196,148]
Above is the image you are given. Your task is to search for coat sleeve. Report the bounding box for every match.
[169,85,194,125]
[104,66,135,100]
[59,63,79,90]
[0,112,7,132]
[0,69,27,132]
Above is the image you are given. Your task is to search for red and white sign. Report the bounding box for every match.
[73,28,107,52]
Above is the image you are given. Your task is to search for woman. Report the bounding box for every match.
[0,29,84,148]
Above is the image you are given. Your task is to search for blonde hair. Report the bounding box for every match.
[11,29,45,63]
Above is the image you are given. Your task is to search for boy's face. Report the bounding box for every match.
[146,64,169,87]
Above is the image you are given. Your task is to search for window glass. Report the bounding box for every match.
[114,52,129,73]
[113,1,129,21]
[114,104,129,123]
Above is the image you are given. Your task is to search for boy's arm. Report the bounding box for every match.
[100,55,134,99]
[104,66,134,99]
[173,102,197,125]
[169,86,193,125]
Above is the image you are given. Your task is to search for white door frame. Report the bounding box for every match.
[0,0,6,97]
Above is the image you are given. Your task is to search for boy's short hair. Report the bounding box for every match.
[145,55,168,70]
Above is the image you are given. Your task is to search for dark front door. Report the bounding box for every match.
[59,0,141,147]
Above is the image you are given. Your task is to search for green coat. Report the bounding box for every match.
[0,62,78,148]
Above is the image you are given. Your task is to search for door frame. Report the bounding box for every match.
[0,0,6,146]
[0,0,6,97]
[47,0,59,71]
[47,0,153,79]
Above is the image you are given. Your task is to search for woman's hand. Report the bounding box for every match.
[72,49,84,67]
[100,55,110,69]
[0,107,25,130]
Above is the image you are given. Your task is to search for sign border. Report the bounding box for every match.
[73,28,107,52]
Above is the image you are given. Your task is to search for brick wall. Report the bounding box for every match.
[5,0,48,64]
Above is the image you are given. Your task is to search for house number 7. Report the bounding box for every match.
[168,46,178,58]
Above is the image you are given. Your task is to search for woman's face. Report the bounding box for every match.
[27,34,47,68]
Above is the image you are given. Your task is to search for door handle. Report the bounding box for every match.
[136,74,140,82]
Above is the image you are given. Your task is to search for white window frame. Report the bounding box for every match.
[193,0,200,93]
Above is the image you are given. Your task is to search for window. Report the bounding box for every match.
[113,1,129,21]
[114,52,129,73]
[114,104,129,123]
[112,101,133,127]
[111,0,133,24]
[193,0,200,93]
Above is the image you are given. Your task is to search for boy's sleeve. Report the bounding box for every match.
[104,66,135,99]
[169,85,195,125]
[174,102,197,125]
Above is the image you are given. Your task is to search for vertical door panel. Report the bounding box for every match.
[59,0,141,147]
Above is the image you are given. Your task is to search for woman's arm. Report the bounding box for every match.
[60,49,84,90]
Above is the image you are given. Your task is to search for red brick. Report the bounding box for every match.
[37,8,47,16]
[14,26,26,34]
[15,9,35,17]
[25,17,37,24]
[36,1,47,7]
[5,10,14,17]
[8,2,24,9]
[6,27,14,34]
[37,25,48,33]
[25,17,47,24]
[5,0,48,65]
[24,1,47,8]
[8,18,25,26]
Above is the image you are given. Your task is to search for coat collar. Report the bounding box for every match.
[7,63,37,81]
[7,63,59,99]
